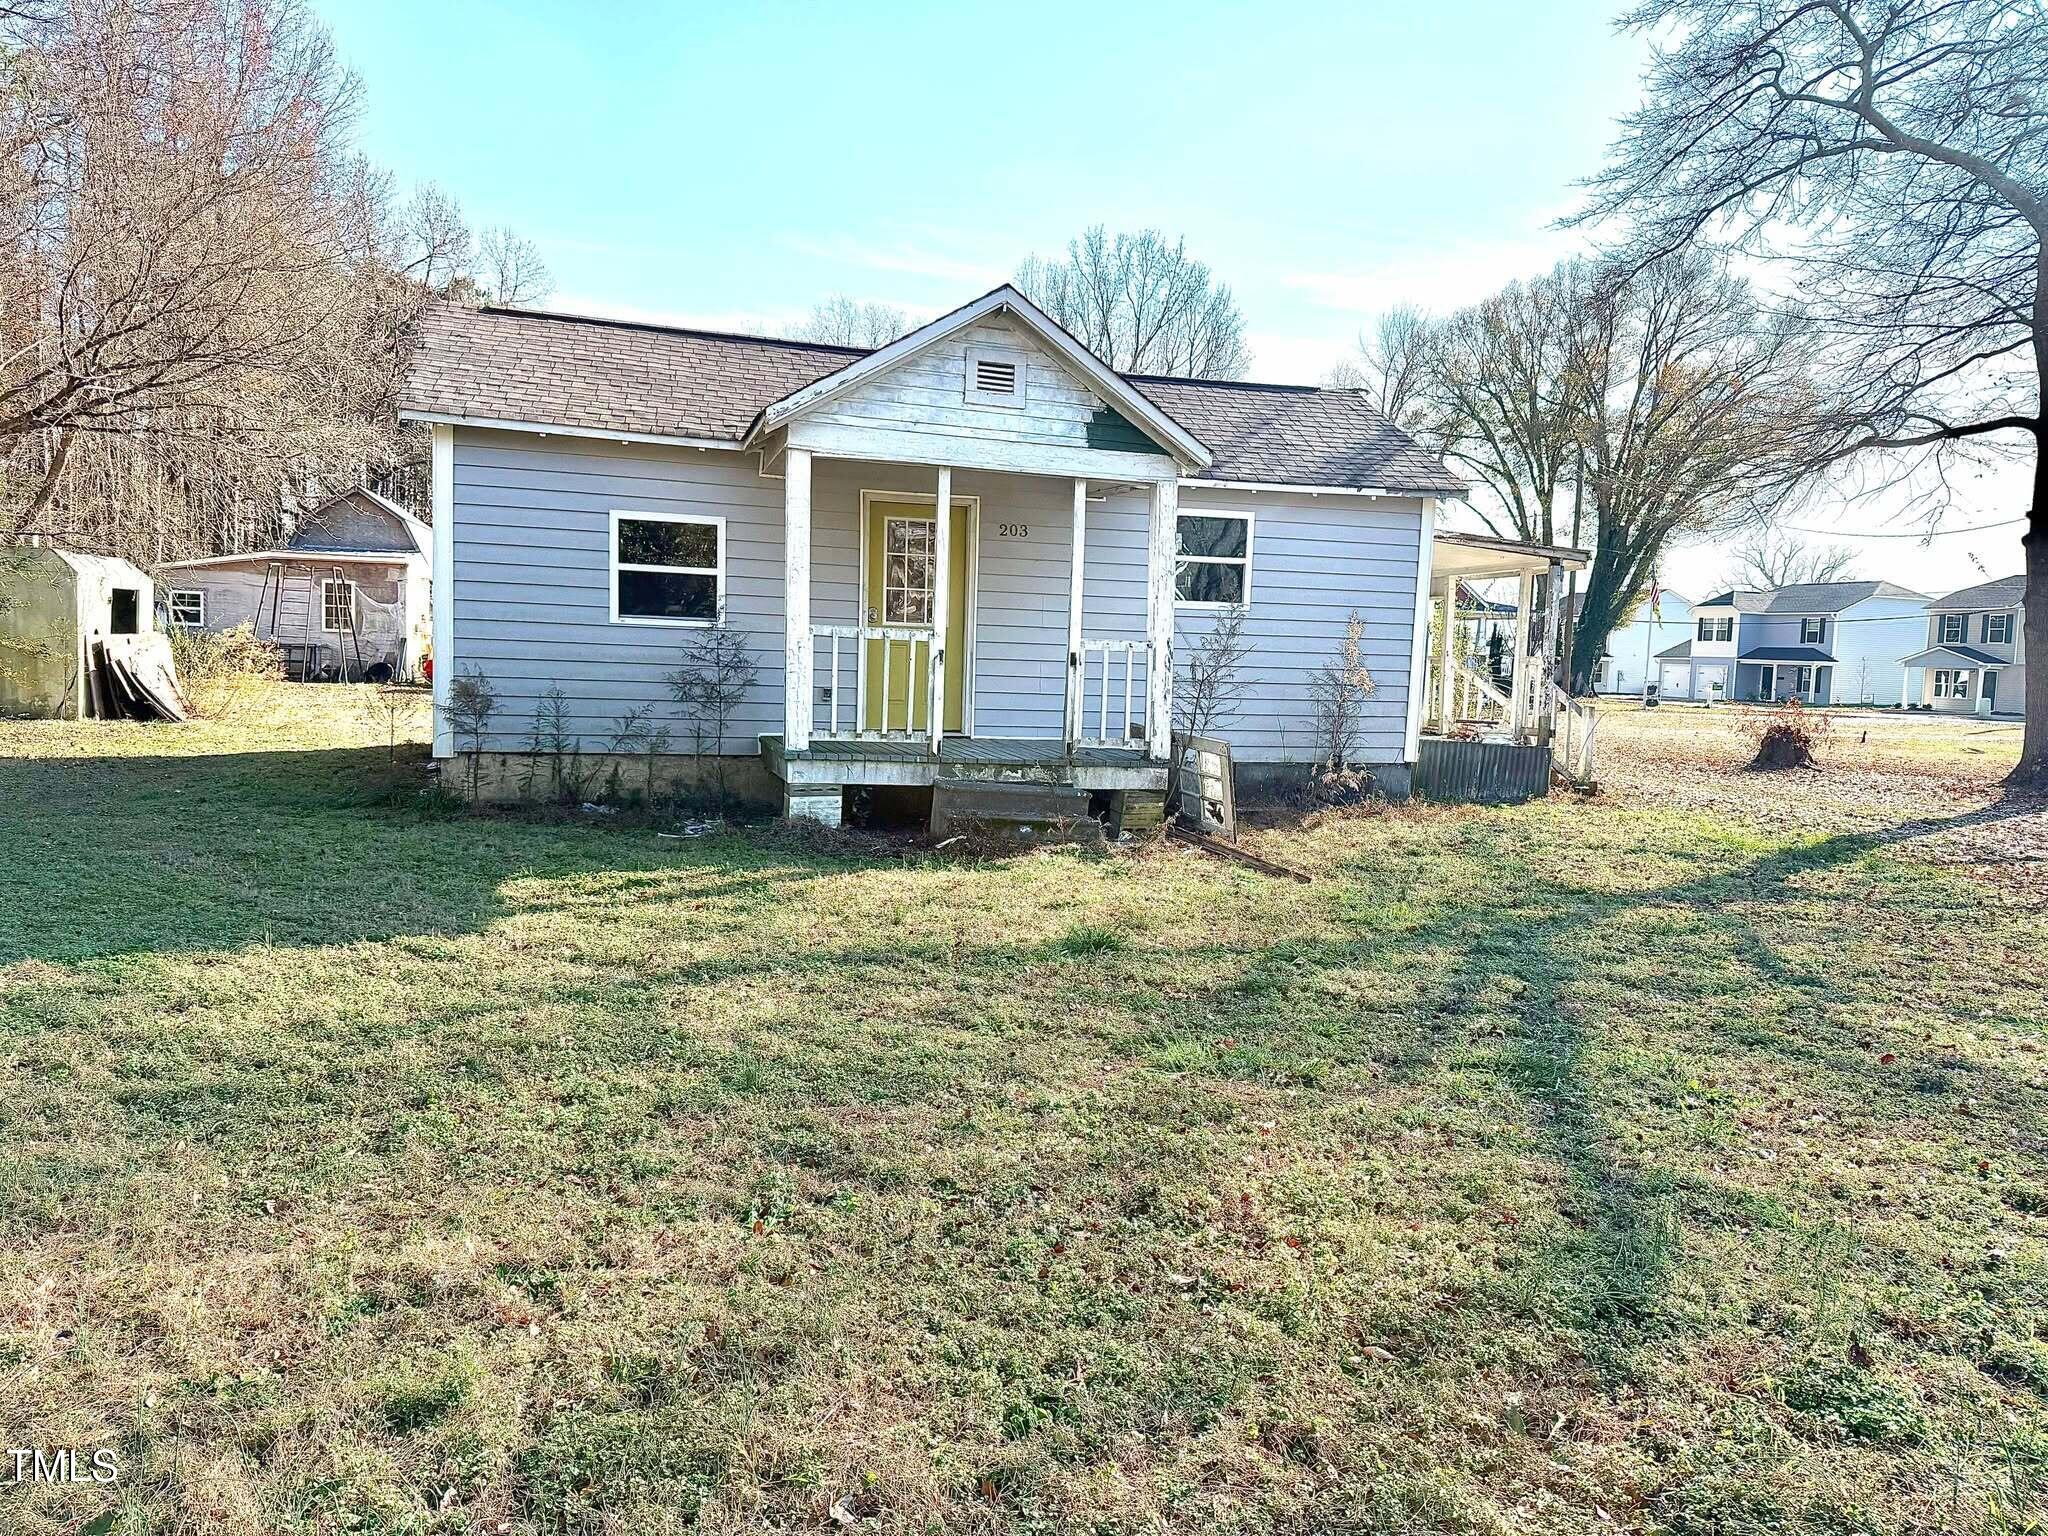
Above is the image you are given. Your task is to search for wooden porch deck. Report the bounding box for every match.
[761,734,1165,790]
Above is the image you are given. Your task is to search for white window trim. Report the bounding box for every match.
[1985,612,2013,645]
[608,508,726,627]
[1939,613,1967,645]
[320,578,356,634]
[1696,615,1733,643]
[1173,506,1255,611]
[168,588,205,627]
[1800,617,1825,644]
[963,343,1029,410]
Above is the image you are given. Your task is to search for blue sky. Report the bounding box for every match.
[317,0,2027,597]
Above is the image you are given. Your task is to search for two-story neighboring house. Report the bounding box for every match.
[1587,589,1695,696]
[1652,580,1927,704]
[1898,575,2026,717]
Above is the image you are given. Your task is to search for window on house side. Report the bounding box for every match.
[1985,612,2013,645]
[612,513,723,624]
[1939,613,1966,644]
[1696,616,1732,643]
[1800,617,1824,645]
[168,589,205,627]
[1174,512,1251,606]
[321,579,356,633]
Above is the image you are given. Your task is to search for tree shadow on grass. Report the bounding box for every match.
[0,746,852,966]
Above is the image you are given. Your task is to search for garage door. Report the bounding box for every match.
[1696,664,1728,701]
[1659,663,1691,698]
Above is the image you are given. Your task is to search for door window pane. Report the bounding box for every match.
[884,518,934,625]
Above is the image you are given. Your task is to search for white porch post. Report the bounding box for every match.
[1145,477,1176,760]
[928,465,952,756]
[1433,573,1456,732]
[429,423,453,758]
[1509,567,1536,739]
[1900,667,1913,710]
[1065,477,1087,748]
[783,448,813,753]
[1537,558,1565,748]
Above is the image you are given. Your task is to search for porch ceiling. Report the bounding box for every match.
[1432,530,1588,582]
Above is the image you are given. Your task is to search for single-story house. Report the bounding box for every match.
[398,285,1586,821]
[1654,580,1926,705]
[1899,574,2026,716]
[154,487,432,682]
[0,543,153,719]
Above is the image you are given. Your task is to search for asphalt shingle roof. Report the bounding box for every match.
[1695,580,1925,614]
[1739,644,1836,663]
[1927,574,2024,612]
[399,304,1465,495]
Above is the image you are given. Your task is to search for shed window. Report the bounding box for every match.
[1985,612,2013,645]
[168,589,205,627]
[1939,613,1967,644]
[1697,615,1732,643]
[321,579,356,633]
[1800,617,1825,645]
[611,511,723,624]
[1174,511,1252,607]
[109,587,138,635]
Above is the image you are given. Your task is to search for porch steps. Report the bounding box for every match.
[930,780,1102,846]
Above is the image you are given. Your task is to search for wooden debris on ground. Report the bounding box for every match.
[89,633,191,722]
[1169,823,1313,883]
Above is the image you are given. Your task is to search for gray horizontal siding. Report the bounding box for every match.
[1173,489,1423,764]
[444,430,1426,767]
[449,430,784,752]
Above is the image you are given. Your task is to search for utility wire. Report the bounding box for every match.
[1779,516,2025,539]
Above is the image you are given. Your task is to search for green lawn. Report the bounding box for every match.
[3,690,2045,1535]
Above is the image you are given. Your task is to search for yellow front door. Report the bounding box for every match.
[863,499,970,734]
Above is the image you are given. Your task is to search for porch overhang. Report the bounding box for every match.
[1900,644,2003,669]
[1431,529,1589,582]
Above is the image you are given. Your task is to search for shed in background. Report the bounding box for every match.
[0,543,154,719]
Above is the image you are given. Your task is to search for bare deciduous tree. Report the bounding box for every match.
[0,0,550,568]
[1570,255,1821,690]
[1577,0,2048,786]
[476,226,552,306]
[1720,528,1860,592]
[791,295,907,348]
[1016,227,1251,379]
[667,613,759,811]
[1332,304,1435,430]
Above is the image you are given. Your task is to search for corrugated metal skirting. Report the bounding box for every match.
[1415,738,1553,804]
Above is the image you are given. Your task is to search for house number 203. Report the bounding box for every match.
[997,522,1029,538]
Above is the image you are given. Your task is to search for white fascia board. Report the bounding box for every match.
[749,285,1213,469]
[399,410,738,454]
[1182,478,1403,498]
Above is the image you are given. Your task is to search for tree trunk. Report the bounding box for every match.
[16,427,74,534]
[2011,447,2048,791]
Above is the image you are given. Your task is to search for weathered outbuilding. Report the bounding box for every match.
[0,543,154,719]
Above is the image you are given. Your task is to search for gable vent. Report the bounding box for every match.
[974,357,1019,395]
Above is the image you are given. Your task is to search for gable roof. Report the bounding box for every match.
[749,286,1210,467]
[286,487,431,558]
[1901,642,2007,667]
[1696,580,1925,614]
[398,300,1464,495]
[1928,574,2024,612]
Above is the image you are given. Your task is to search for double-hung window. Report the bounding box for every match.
[1174,510,1252,607]
[1985,612,2013,645]
[1800,617,1825,645]
[320,579,356,633]
[611,511,724,624]
[1939,613,1967,645]
[167,589,205,628]
[1933,668,1972,700]
[1697,615,1733,643]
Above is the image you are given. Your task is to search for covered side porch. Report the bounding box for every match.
[767,451,1178,822]
[1417,531,1593,797]
[1899,644,2008,715]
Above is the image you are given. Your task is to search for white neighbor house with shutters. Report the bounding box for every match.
[1900,575,2027,717]
[399,285,1588,823]
[1652,580,1928,706]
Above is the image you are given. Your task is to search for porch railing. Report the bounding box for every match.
[813,623,934,742]
[1077,638,1149,748]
